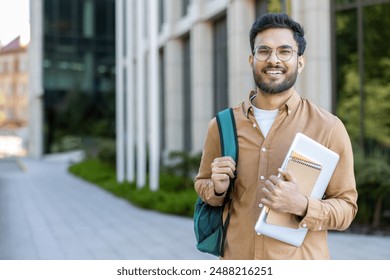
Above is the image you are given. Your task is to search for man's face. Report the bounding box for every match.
[249,28,305,95]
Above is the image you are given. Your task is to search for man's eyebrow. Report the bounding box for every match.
[279,44,293,49]
[256,45,272,49]
[256,44,293,49]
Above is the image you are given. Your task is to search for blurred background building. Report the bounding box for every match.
[114,0,390,189]
[25,0,389,192]
[115,0,335,189]
[0,36,29,157]
[0,36,29,130]
[29,0,116,157]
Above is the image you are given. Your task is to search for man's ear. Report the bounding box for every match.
[249,55,254,69]
[298,55,305,73]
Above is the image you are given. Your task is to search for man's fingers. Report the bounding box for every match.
[265,179,275,189]
[212,156,236,166]
[211,156,236,178]
[211,173,230,181]
[211,166,235,178]
[278,168,296,183]
[262,186,272,197]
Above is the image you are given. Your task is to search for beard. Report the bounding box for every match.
[253,65,298,95]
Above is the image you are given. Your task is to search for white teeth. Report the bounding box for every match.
[266,70,283,74]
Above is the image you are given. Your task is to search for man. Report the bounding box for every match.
[194,13,358,259]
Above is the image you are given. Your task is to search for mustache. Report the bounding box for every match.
[263,65,286,71]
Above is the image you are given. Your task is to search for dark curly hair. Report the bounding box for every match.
[249,13,306,56]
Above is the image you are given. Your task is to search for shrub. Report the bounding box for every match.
[354,146,390,228]
[163,151,202,180]
[68,159,197,217]
[97,140,116,166]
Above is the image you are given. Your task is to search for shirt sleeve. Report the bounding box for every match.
[298,118,358,231]
[194,118,227,206]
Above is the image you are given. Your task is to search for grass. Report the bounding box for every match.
[68,159,198,217]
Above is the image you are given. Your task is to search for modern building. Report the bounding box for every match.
[115,0,390,189]
[29,0,116,156]
[0,36,29,130]
[115,0,322,189]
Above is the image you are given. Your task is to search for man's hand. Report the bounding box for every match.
[260,168,308,216]
[211,156,236,195]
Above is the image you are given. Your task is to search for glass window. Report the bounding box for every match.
[333,0,390,231]
[182,0,190,17]
[213,16,228,114]
[159,0,164,32]
[58,0,72,35]
[334,1,390,150]
[183,36,192,152]
[159,49,165,152]
[96,0,114,38]
[335,9,359,143]
[44,0,55,34]
[14,59,20,73]
[43,0,116,153]
[335,0,356,4]
[256,0,268,17]
[83,0,95,38]
[362,3,390,148]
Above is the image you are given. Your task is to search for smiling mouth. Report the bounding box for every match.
[265,70,284,75]
[264,68,285,75]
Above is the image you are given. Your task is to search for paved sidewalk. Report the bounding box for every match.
[0,156,389,260]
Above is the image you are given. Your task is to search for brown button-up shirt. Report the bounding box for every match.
[194,90,358,260]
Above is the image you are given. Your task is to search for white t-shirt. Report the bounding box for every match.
[252,106,279,138]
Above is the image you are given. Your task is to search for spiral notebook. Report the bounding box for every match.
[254,133,340,247]
[265,151,322,229]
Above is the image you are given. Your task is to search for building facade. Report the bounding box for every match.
[115,0,334,188]
[0,36,29,130]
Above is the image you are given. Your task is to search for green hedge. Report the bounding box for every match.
[68,159,198,217]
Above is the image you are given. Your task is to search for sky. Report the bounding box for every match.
[0,0,30,46]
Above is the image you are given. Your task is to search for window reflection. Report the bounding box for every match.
[43,0,115,153]
[335,1,390,152]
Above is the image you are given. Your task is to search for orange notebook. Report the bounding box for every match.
[265,151,322,229]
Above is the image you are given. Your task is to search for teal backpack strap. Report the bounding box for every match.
[216,108,238,162]
[216,108,238,257]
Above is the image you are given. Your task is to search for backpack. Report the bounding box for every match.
[193,108,238,257]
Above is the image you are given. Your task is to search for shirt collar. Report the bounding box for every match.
[243,90,301,118]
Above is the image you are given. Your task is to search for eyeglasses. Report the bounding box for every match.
[253,46,298,62]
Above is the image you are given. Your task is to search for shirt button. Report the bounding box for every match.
[260,175,265,180]
[302,223,307,228]
[318,226,322,230]
[253,123,257,128]
[261,147,266,152]
[258,203,264,208]
[257,232,262,236]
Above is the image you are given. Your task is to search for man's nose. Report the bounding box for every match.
[266,50,280,64]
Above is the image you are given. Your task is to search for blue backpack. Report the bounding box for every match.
[194,108,238,257]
